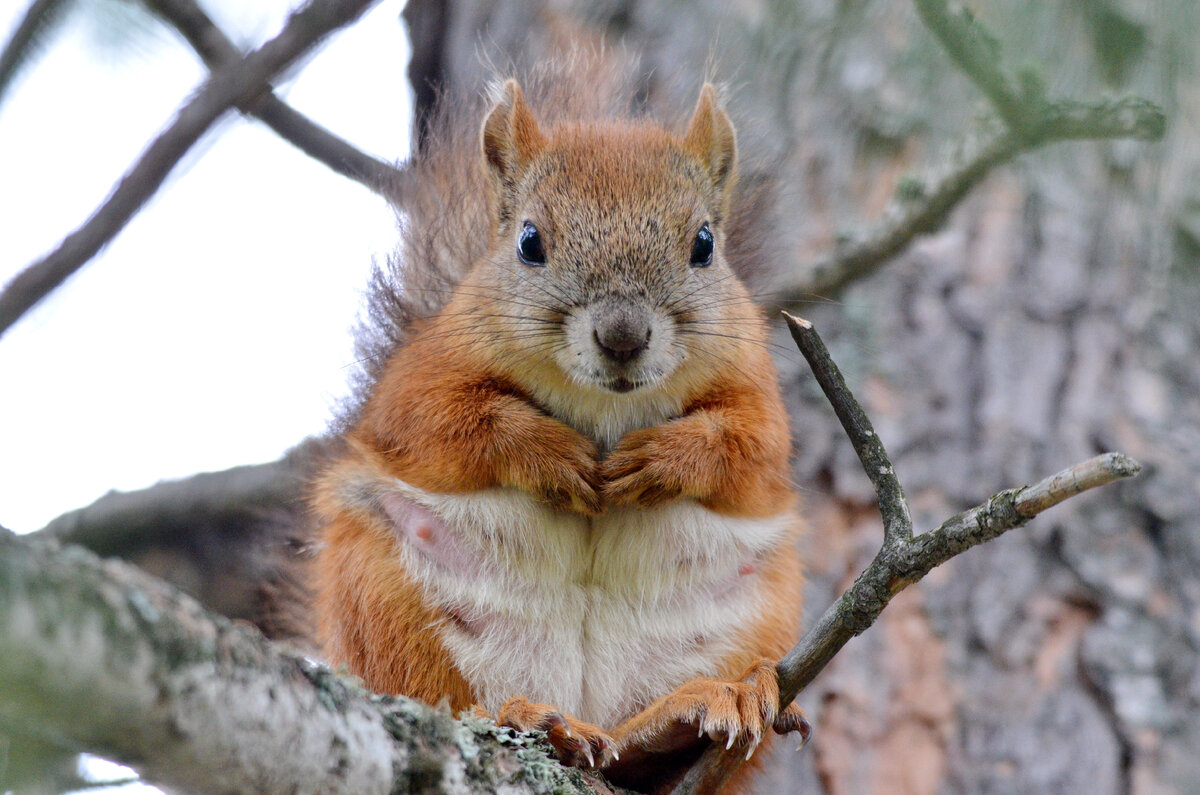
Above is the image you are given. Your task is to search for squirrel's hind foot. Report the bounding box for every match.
[496,697,618,769]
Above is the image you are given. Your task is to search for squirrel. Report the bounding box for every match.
[310,60,808,792]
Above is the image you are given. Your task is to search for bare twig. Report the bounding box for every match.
[0,527,622,794]
[0,0,381,340]
[784,314,912,546]
[671,317,1142,794]
[778,95,1165,303]
[143,0,404,198]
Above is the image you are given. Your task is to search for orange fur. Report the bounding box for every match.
[602,359,795,517]
[357,327,602,515]
[313,70,806,793]
[314,508,473,706]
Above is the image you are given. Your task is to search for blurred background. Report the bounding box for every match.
[2,0,1200,792]
[0,0,407,533]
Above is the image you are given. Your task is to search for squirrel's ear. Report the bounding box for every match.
[683,83,738,197]
[482,79,546,186]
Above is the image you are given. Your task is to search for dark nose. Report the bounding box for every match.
[593,303,651,364]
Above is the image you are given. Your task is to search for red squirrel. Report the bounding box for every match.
[311,66,807,791]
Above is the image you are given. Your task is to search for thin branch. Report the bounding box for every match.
[0,0,381,340]
[900,451,1143,580]
[0,527,622,794]
[670,319,1142,794]
[143,0,404,198]
[777,96,1165,303]
[783,313,912,545]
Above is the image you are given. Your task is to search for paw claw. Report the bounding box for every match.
[496,698,615,770]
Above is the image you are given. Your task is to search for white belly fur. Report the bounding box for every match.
[380,478,794,728]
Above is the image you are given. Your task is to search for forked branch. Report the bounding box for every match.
[780,96,1164,303]
[671,314,1142,793]
[772,0,1167,306]
[0,0,381,340]
[142,0,404,198]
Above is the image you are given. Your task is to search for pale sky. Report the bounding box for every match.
[0,0,411,533]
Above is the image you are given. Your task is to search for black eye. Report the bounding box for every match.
[517,222,546,266]
[690,223,713,267]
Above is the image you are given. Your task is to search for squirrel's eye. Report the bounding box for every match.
[517,222,547,266]
[690,223,713,267]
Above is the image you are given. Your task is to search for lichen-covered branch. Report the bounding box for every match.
[779,450,1142,703]
[143,0,405,199]
[670,319,1142,794]
[780,96,1165,302]
[769,0,1169,305]
[0,527,621,794]
[0,0,381,340]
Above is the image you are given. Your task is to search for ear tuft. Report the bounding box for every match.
[683,83,738,195]
[481,79,546,184]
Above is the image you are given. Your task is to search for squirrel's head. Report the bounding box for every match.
[473,79,755,397]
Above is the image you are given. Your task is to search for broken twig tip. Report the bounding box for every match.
[781,311,812,330]
[1104,451,1143,478]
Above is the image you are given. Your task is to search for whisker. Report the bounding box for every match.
[508,267,579,312]
[405,286,566,314]
[676,328,800,359]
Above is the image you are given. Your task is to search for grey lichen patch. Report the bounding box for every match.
[895,175,927,201]
[298,659,376,714]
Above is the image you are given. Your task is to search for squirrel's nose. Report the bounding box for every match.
[593,314,651,364]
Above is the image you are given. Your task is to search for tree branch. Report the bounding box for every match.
[37,456,302,553]
[784,314,913,546]
[780,96,1165,302]
[911,0,1034,133]
[0,0,381,340]
[670,316,1142,793]
[768,0,1168,305]
[0,527,624,794]
[142,0,405,199]
[0,0,71,105]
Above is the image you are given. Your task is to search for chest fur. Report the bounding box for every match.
[372,478,792,727]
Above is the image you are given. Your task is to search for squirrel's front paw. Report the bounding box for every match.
[497,697,619,769]
[613,660,810,762]
[508,425,602,515]
[601,426,695,509]
[535,442,603,516]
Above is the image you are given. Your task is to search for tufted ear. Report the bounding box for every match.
[481,79,546,191]
[683,83,738,198]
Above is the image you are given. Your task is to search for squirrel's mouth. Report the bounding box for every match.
[605,377,640,393]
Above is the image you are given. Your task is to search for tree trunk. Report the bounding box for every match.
[403,1,1199,792]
